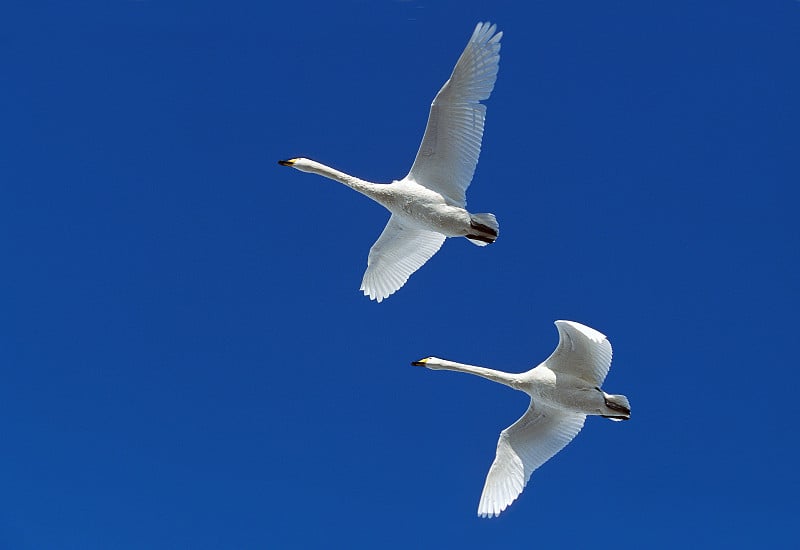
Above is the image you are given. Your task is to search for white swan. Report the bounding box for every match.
[279,22,502,302]
[412,321,630,518]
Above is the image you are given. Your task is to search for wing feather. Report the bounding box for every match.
[543,321,613,387]
[478,404,586,518]
[406,22,502,206]
[360,216,446,302]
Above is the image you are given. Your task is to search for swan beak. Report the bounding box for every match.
[411,358,429,367]
[278,159,296,167]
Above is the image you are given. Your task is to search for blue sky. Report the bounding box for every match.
[2,1,798,548]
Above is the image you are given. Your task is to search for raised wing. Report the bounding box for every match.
[542,320,613,387]
[478,403,586,518]
[406,22,502,207]
[360,215,446,303]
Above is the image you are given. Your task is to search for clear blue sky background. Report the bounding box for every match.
[2,1,798,548]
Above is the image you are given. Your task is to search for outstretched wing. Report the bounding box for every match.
[478,403,586,518]
[542,320,614,387]
[360,215,446,303]
[406,22,502,207]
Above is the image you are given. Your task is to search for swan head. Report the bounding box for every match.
[411,356,445,369]
[278,157,318,173]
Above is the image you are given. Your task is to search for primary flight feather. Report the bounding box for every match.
[279,22,502,302]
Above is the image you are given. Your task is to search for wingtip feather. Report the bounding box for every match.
[554,320,608,342]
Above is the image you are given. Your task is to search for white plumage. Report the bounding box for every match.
[279,22,502,302]
[413,320,631,518]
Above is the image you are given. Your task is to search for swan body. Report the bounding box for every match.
[412,320,631,518]
[279,22,502,302]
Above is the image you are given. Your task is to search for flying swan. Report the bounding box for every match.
[412,320,631,518]
[279,22,502,302]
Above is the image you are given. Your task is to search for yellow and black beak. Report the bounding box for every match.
[278,159,296,167]
[411,358,429,367]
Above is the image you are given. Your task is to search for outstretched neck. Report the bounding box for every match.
[428,359,519,389]
[298,159,387,201]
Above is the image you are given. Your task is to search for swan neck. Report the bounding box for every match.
[305,161,383,199]
[434,360,517,388]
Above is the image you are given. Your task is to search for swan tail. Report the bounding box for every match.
[466,213,499,246]
[601,392,631,421]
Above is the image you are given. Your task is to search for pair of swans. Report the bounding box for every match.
[279,23,630,518]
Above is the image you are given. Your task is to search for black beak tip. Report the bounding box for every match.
[411,360,425,367]
[278,159,292,166]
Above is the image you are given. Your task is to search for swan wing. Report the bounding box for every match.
[478,403,586,518]
[360,215,446,302]
[406,22,502,207]
[542,320,614,387]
